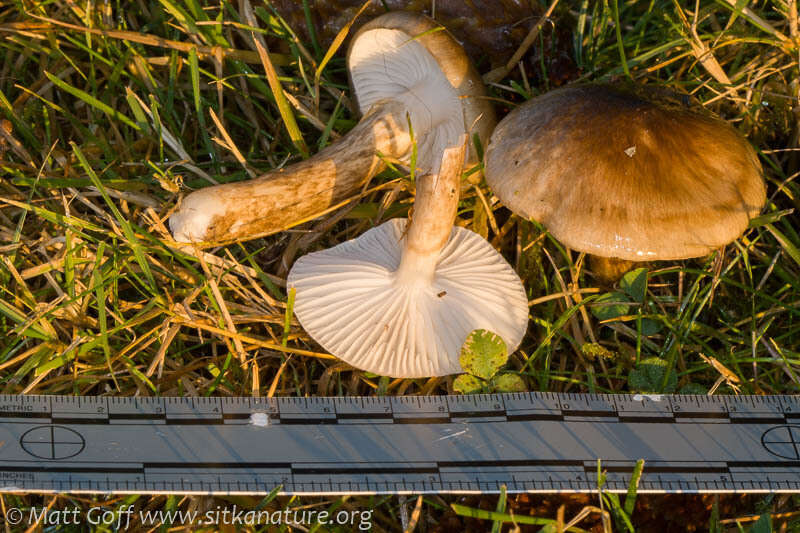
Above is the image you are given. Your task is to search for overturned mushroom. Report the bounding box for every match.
[484,84,767,283]
[169,12,495,245]
[287,138,529,378]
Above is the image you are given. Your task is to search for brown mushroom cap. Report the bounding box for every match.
[484,85,767,261]
[347,11,495,170]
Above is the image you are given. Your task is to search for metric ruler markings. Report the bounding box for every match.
[1,393,798,425]
[1,393,800,494]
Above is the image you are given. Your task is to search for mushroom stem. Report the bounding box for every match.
[169,99,414,245]
[589,255,637,285]
[395,136,467,285]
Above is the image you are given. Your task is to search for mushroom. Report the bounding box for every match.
[287,137,529,378]
[484,84,767,283]
[169,12,495,245]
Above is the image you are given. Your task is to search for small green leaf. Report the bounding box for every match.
[490,373,527,393]
[591,292,630,321]
[459,329,508,380]
[620,268,648,303]
[453,374,483,394]
[628,357,677,393]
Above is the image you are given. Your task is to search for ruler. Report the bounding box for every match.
[2,393,800,495]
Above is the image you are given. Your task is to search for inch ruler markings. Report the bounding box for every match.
[1,393,799,494]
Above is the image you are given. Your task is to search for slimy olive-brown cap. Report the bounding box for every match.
[484,85,766,261]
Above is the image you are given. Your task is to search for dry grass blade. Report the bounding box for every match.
[209,108,257,178]
[0,121,35,167]
[483,0,561,84]
[671,0,733,89]
[402,495,424,533]
[266,355,291,397]
[10,15,290,65]
[164,308,332,359]
[282,90,339,137]
[564,506,612,533]
[313,0,371,114]
[720,509,800,524]
[146,322,181,377]
[719,0,791,43]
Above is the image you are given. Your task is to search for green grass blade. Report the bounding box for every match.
[611,0,631,78]
[0,197,107,235]
[0,300,51,341]
[491,485,507,533]
[766,224,800,269]
[623,459,645,516]
[282,287,295,348]
[450,504,589,532]
[188,47,218,168]
[44,71,140,131]
[71,143,158,295]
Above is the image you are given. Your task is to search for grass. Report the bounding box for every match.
[0,0,799,530]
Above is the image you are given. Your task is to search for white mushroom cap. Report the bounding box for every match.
[347,12,495,173]
[168,12,495,247]
[287,218,528,377]
[349,29,458,171]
